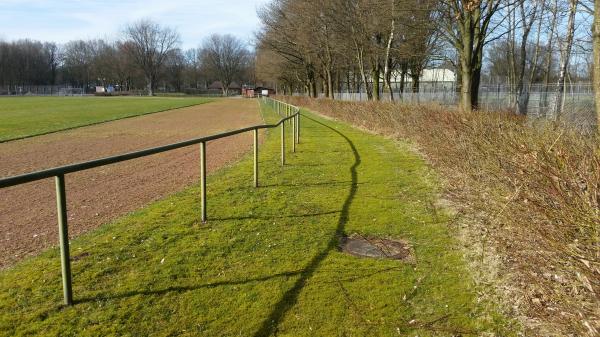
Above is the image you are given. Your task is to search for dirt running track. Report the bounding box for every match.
[0,99,262,269]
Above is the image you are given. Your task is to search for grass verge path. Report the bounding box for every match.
[0,102,514,336]
[0,96,212,142]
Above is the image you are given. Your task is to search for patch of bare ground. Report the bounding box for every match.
[0,99,262,269]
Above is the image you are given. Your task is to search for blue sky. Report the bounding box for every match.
[0,0,270,49]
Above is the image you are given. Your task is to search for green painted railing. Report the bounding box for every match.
[0,97,300,306]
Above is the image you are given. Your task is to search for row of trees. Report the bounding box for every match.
[256,0,439,102]
[255,0,594,117]
[0,20,253,96]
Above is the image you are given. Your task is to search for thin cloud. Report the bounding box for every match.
[0,0,269,48]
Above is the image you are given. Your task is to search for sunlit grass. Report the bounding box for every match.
[0,96,213,141]
[0,101,516,336]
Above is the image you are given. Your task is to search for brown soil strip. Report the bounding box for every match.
[0,98,262,269]
[0,100,210,144]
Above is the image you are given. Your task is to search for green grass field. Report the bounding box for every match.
[0,102,516,336]
[0,96,213,141]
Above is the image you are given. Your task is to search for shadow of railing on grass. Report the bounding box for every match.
[252,115,361,337]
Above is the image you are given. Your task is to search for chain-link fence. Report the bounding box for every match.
[0,85,84,96]
[315,82,596,131]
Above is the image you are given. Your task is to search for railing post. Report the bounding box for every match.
[296,109,300,144]
[295,112,298,144]
[291,111,296,153]
[55,174,73,306]
[253,129,258,187]
[281,122,285,166]
[200,141,207,222]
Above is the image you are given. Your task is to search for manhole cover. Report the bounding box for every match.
[340,234,414,262]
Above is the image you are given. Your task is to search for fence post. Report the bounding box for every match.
[200,142,207,222]
[292,112,296,153]
[281,122,285,166]
[55,174,73,306]
[253,129,259,187]
[297,109,301,144]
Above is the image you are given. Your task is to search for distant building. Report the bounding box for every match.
[242,88,255,98]
[208,81,242,95]
[240,84,252,98]
[255,86,275,96]
[395,67,457,84]
[395,66,457,91]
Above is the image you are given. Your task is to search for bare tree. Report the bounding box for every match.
[62,40,97,88]
[439,0,503,112]
[513,0,541,115]
[123,19,180,96]
[552,0,577,119]
[593,0,600,130]
[199,34,250,96]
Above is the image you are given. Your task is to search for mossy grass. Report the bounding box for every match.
[0,101,516,336]
[0,96,213,142]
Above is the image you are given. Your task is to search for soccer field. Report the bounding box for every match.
[0,96,213,142]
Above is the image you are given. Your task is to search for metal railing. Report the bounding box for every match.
[0,97,301,306]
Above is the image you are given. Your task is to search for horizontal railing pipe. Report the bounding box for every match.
[0,96,301,306]
[0,112,297,189]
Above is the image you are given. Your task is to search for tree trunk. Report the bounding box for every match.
[383,5,395,102]
[372,66,380,101]
[553,0,577,120]
[146,77,153,96]
[385,66,394,102]
[515,1,537,115]
[411,73,420,93]
[357,50,372,100]
[326,68,334,99]
[399,65,407,100]
[461,61,473,113]
[525,2,545,116]
[541,0,558,113]
[594,0,600,132]
[471,64,481,110]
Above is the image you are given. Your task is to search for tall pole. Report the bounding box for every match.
[281,122,285,166]
[594,0,600,132]
[296,109,300,144]
[292,111,296,153]
[200,142,207,222]
[253,129,259,187]
[55,174,73,306]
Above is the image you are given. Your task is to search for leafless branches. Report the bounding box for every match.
[199,34,251,96]
[123,19,180,96]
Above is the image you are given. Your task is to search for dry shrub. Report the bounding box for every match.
[286,96,600,336]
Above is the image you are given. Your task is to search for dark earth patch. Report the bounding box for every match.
[340,233,414,262]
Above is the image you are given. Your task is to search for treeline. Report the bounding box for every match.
[0,40,59,86]
[0,20,253,95]
[257,0,438,101]
[255,0,594,116]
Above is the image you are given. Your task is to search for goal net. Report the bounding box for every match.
[58,87,84,96]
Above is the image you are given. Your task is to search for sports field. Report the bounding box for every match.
[0,96,212,141]
[0,98,262,268]
[0,101,516,336]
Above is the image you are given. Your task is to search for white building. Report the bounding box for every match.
[393,68,456,84]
